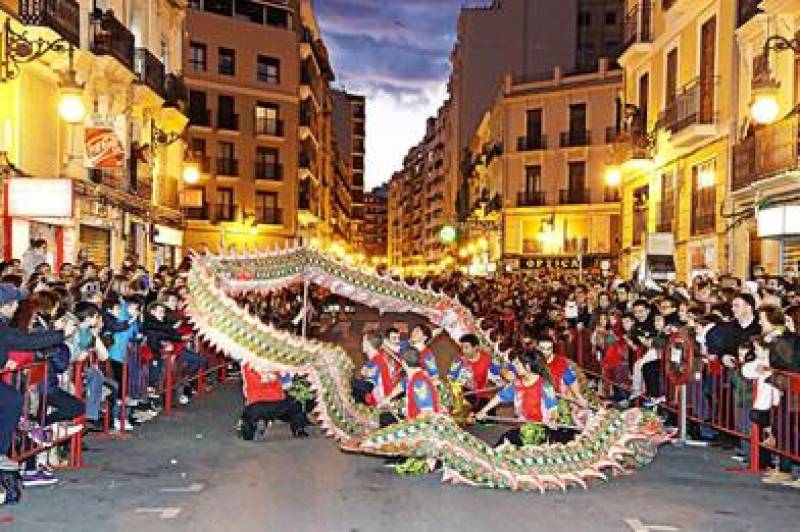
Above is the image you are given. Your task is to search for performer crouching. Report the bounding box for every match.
[241,361,309,440]
[475,351,559,447]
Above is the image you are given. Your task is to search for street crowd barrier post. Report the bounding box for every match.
[750,380,761,473]
[164,354,175,414]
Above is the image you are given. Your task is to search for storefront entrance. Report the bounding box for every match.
[79,225,111,266]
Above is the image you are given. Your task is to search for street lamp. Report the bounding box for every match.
[604,165,622,187]
[182,162,200,185]
[57,50,85,124]
[749,34,800,125]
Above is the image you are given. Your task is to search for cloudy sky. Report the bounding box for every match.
[316,0,479,189]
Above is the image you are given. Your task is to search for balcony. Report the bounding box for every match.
[214,203,236,222]
[19,0,81,46]
[560,130,591,148]
[163,74,188,113]
[255,162,283,181]
[134,48,165,98]
[657,77,719,148]
[605,127,622,144]
[620,1,653,64]
[737,0,762,27]
[89,9,135,72]
[183,204,208,220]
[255,117,284,137]
[216,158,239,176]
[517,190,546,207]
[517,135,546,151]
[559,188,590,205]
[189,108,211,127]
[732,114,800,192]
[217,113,239,131]
[604,187,621,202]
[255,207,282,225]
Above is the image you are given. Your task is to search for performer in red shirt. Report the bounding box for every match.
[240,362,308,440]
[448,333,503,410]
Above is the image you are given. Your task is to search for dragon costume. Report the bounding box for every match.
[185,246,673,492]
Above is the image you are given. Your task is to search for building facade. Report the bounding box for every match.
[615,0,735,281]
[730,0,800,279]
[332,89,366,253]
[1,0,187,269]
[363,184,388,261]
[461,61,623,275]
[180,0,346,252]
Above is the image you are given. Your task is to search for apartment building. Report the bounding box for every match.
[363,184,388,261]
[180,0,341,251]
[730,0,800,279]
[616,0,734,281]
[0,0,187,268]
[332,89,366,253]
[461,61,623,273]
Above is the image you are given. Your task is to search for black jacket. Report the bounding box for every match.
[142,317,183,356]
[0,317,65,368]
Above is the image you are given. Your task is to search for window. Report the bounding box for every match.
[217,95,237,130]
[256,147,280,180]
[578,11,591,26]
[692,160,716,235]
[216,142,237,176]
[191,138,206,156]
[666,48,678,106]
[605,11,617,25]
[569,103,587,133]
[189,91,209,126]
[256,191,279,224]
[219,141,235,160]
[189,42,206,71]
[216,187,234,221]
[658,172,675,232]
[255,103,280,136]
[219,47,235,76]
[257,55,280,84]
[266,7,289,29]
[568,161,587,192]
[638,73,649,133]
[526,109,543,141]
[525,165,541,192]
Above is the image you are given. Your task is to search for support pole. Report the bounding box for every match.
[301,274,309,339]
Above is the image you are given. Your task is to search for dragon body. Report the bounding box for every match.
[185,246,673,491]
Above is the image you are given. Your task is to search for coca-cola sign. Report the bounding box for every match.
[84,127,124,168]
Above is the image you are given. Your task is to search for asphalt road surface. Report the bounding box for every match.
[2,308,799,532]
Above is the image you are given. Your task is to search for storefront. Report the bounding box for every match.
[3,178,75,268]
[152,224,184,270]
[758,205,800,278]
[78,224,112,266]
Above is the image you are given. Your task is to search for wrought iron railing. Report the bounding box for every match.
[657,77,717,134]
[19,0,81,46]
[559,188,590,205]
[255,207,282,225]
[560,130,591,147]
[517,190,546,207]
[255,162,283,180]
[622,0,652,52]
[215,158,239,176]
[517,135,546,151]
[89,9,135,71]
[732,114,800,191]
[134,48,165,97]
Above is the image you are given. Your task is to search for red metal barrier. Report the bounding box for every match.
[566,326,799,473]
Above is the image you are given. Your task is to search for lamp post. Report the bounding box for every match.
[749,34,800,125]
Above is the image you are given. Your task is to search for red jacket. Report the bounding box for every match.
[242,364,286,405]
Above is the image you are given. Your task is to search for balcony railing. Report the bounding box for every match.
[605,127,622,144]
[657,77,717,134]
[737,0,762,27]
[732,114,800,191]
[517,190,546,207]
[255,207,282,225]
[19,0,81,46]
[255,117,284,137]
[134,48,165,97]
[189,108,211,127]
[255,162,283,180]
[89,9,135,72]
[214,203,236,222]
[622,0,652,52]
[217,113,239,131]
[517,135,546,151]
[560,130,591,148]
[164,74,188,112]
[216,158,239,176]
[559,188,590,205]
[182,205,208,220]
[604,187,620,202]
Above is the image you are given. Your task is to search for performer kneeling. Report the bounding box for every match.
[475,351,560,447]
[379,347,444,427]
[241,361,309,440]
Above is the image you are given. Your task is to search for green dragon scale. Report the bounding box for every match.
[185,247,673,491]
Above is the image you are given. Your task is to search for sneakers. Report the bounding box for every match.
[113,419,134,432]
[21,468,58,487]
[762,470,794,484]
[178,395,190,406]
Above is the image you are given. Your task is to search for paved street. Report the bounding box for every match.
[2,309,799,532]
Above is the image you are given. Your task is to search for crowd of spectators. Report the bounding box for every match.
[1,239,209,502]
